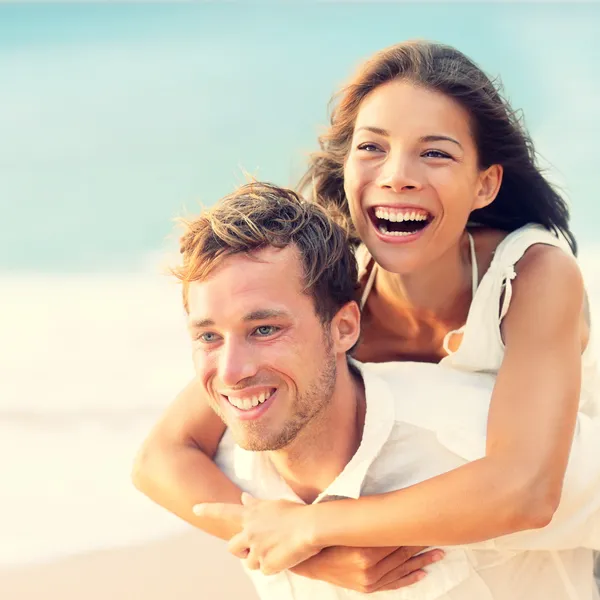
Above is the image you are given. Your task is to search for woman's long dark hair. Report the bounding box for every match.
[299,40,577,254]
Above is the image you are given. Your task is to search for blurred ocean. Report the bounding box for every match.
[0,268,194,566]
[1,2,599,568]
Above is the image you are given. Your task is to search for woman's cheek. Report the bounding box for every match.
[344,176,366,230]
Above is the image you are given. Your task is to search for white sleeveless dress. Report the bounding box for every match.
[359,223,600,415]
[358,223,600,594]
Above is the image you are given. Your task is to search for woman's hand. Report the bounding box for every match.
[194,494,445,589]
[194,493,322,575]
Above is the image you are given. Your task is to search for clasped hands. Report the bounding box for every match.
[193,493,444,594]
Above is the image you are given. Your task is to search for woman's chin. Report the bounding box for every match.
[365,243,423,275]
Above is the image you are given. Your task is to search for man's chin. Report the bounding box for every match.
[233,434,279,452]
[230,425,294,452]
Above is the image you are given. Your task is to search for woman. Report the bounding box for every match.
[133,40,599,593]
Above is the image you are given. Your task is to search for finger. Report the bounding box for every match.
[368,545,408,562]
[244,553,261,572]
[260,562,279,577]
[371,549,445,591]
[395,546,429,561]
[373,568,427,592]
[241,492,258,506]
[192,502,244,525]
[367,546,426,580]
[227,532,251,560]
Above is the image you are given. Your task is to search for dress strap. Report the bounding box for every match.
[360,260,378,310]
[442,232,479,356]
[467,231,479,296]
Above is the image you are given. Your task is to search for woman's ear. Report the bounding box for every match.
[329,301,361,353]
[473,163,503,210]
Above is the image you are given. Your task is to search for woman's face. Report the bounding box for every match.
[344,79,501,274]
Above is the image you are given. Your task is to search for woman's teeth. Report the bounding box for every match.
[227,389,274,411]
[374,208,429,222]
[373,207,431,236]
[378,226,417,236]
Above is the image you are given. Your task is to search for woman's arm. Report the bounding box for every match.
[311,245,585,548]
[131,377,243,541]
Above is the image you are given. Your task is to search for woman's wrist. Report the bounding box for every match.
[307,499,351,549]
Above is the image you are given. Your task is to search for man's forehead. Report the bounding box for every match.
[190,248,302,295]
[208,245,301,281]
[187,247,309,324]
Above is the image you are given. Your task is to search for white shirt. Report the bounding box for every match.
[215,360,600,600]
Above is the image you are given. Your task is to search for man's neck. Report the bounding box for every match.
[267,362,366,504]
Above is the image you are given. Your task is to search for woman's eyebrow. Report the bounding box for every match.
[355,125,389,136]
[354,128,463,150]
[420,134,463,149]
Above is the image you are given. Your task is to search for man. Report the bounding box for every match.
[133,183,600,599]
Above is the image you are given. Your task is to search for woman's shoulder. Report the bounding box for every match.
[472,224,575,275]
[472,224,582,309]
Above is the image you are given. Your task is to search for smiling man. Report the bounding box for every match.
[135,182,600,599]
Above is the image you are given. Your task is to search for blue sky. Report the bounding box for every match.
[1,2,599,271]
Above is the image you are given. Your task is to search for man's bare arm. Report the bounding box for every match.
[131,377,243,540]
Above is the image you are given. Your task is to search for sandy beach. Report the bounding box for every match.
[0,533,258,600]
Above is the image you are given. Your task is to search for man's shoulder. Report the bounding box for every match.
[357,359,495,394]
[356,359,496,423]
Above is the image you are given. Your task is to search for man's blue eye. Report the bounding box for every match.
[200,332,218,342]
[255,326,277,336]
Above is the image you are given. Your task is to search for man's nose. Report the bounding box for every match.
[218,339,259,388]
[377,153,423,193]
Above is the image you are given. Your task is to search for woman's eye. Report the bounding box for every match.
[423,149,452,159]
[254,325,278,337]
[357,143,381,152]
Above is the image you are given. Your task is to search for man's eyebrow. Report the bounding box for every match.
[188,309,290,330]
[189,318,214,330]
[243,309,290,321]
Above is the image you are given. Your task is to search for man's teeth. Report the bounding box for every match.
[227,390,274,411]
[374,208,429,222]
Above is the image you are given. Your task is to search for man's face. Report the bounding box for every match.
[187,245,337,451]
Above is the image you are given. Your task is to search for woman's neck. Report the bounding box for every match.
[375,232,474,324]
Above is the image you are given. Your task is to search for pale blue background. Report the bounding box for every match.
[2,2,599,271]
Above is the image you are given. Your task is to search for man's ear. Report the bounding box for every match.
[329,301,361,353]
[473,163,503,210]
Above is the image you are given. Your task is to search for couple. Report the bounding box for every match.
[138,182,600,599]
[133,40,600,598]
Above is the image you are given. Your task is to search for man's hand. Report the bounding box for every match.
[291,545,444,594]
[193,494,444,590]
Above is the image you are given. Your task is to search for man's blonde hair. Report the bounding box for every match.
[172,182,359,322]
